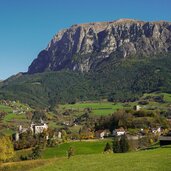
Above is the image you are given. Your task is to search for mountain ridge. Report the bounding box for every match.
[28,19,171,74]
[1,19,171,108]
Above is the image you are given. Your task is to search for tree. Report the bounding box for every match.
[0,111,7,120]
[113,136,120,153]
[30,145,41,160]
[104,142,112,152]
[61,130,68,142]
[0,136,15,162]
[120,134,129,153]
[38,130,47,149]
[67,147,74,159]
[113,135,129,153]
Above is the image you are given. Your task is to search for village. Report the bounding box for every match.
[12,116,171,149]
[0,98,171,157]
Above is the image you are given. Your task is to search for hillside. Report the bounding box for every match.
[1,145,171,171]
[32,147,171,171]
[0,100,32,136]
[0,53,171,108]
[0,19,171,108]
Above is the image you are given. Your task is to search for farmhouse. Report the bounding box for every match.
[113,127,125,136]
[95,130,110,139]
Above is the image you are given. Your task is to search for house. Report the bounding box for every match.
[18,125,27,133]
[30,122,48,134]
[62,121,70,126]
[95,130,110,139]
[113,127,125,136]
[151,127,161,135]
[13,125,29,141]
[14,120,48,141]
[135,105,141,111]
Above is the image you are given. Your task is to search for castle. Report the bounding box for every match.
[15,119,48,141]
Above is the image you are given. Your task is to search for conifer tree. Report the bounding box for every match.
[104,142,112,152]
[120,134,129,153]
[113,136,120,153]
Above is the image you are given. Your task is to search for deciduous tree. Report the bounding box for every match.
[0,136,15,162]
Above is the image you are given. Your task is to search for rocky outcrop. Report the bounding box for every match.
[28,19,171,74]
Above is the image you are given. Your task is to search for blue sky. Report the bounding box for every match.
[0,0,171,79]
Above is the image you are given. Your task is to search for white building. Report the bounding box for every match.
[14,120,48,141]
[95,130,110,139]
[151,127,161,135]
[135,105,141,111]
[113,127,125,136]
[30,122,48,134]
[15,132,20,141]
[57,131,62,139]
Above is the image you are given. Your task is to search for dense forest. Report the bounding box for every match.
[0,53,171,108]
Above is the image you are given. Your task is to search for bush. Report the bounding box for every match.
[29,145,42,160]
[138,137,150,149]
[20,155,28,161]
[138,101,149,105]
[67,147,74,159]
[104,142,112,152]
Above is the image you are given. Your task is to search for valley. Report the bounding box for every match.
[0,16,171,171]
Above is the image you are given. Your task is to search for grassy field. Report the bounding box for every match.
[3,113,27,122]
[143,92,171,103]
[33,147,171,171]
[2,146,171,171]
[13,140,111,160]
[58,93,171,116]
[0,102,31,136]
[42,140,110,158]
[0,104,13,113]
[59,102,125,115]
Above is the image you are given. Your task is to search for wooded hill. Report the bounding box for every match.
[0,53,171,108]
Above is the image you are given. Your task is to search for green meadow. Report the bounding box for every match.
[0,104,12,113]
[1,146,171,171]
[33,147,171,171]
[13,140,111,161]
[59,102,125,115]
[42,140,110,158]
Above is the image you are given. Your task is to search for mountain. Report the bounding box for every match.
[0,19,171,108]
[28,19,171,74]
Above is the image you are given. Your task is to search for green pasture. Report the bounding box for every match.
[2,146,171,171]
[42,140,110,159]
[3,113,27,122]
[33,147,171,171]
[0,104,13,113]
[59,102,125,115]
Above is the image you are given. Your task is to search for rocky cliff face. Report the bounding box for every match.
[28,19,171,74]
